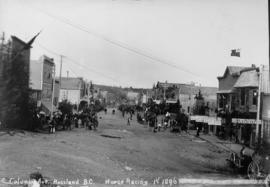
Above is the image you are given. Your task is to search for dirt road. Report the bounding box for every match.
[0,109,256,186]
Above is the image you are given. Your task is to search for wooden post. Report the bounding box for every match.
[255,65,262,145]
[51,63,55,114]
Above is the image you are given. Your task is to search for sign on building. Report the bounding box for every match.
[190,115,222,126]
[232,118,261,125]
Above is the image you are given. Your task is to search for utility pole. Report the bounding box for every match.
[0,32,5,59]
[58,55,64,107]
[87,82,90,106]
[255,65,262,146]
[51,63,56,115]
[0,32,5,49]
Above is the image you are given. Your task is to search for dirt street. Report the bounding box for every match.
[0,109,256,186]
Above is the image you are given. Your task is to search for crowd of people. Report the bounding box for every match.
[135,107,189,134]
[33,108,99,134]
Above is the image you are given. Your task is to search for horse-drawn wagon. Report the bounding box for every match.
[227,142,270,180]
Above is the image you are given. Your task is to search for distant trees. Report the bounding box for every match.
[58,100,73,116]
[193,90,208,115]
[165,86,177,99]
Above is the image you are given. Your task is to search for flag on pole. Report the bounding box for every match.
[231,49,240,57]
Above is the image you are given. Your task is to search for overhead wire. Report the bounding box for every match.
[36,43,123,85]
[25,3,202,79]
[36,43,79,77]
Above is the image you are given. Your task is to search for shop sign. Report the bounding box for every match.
[232,118,261,124]
[190,115,222,126]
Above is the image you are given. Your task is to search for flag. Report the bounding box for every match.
[23,31,42,50]
[231,49,240,57]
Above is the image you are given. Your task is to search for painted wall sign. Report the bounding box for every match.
[232,118,261,124]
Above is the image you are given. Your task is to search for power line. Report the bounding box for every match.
[36,43,79,77]
[36,43,123,85]
[25,4,202,78]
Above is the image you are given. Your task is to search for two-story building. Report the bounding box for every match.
[59,77,87,106]
[217,66,250,113]
[217,65,270,147]
[153,81,217,114]
[29,55,55,114]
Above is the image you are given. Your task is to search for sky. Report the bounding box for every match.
[0,0,268,88]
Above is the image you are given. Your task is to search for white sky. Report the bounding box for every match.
[0,0,268,88]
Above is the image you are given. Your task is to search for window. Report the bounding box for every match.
[241,89,245,106]
[47,72,51,79]
[219,95,223,108]
[253,90,257,105]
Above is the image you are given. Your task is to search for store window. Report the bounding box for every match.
[219,95,223,108]
[253,90,257,105]
[241,89,245,106]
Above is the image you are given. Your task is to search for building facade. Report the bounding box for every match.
[0,36,31,127]
[216,65,270,147]
[29,55,55,114]
[59,77,86,105]
[153,81,217,114]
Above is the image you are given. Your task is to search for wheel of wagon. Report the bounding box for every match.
[247,161,260,179]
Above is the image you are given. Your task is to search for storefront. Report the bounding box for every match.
[232,118,260,147]
[190,115,222,134]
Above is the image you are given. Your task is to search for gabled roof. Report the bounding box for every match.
[233,69,259,88]
[228,66,248,74]
[60,77,83,90]
[218,66,249,79]
[11,36,28,46]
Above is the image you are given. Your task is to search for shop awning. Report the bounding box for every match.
[41,101,56,115]
[166,100,177,104]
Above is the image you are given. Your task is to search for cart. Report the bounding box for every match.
[227,148,269,179]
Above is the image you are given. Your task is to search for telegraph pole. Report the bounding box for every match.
[58,55,64,107]
[0,32,5,49]
[0,32,5,60]
[255,65,262,145]
[51,63,56,114]
[59,55,63,87]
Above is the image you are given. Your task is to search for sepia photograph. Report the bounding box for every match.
[0,0,269,186]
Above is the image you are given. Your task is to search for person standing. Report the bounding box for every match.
[130,111,133,120]
[183,113,188,133]
[127,117,131,126]
[74,115,78,128]
[196,123,202,137]
[66,115,72,131]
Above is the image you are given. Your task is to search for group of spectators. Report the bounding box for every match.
[136,107,189,133]
[33,108,99,133]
